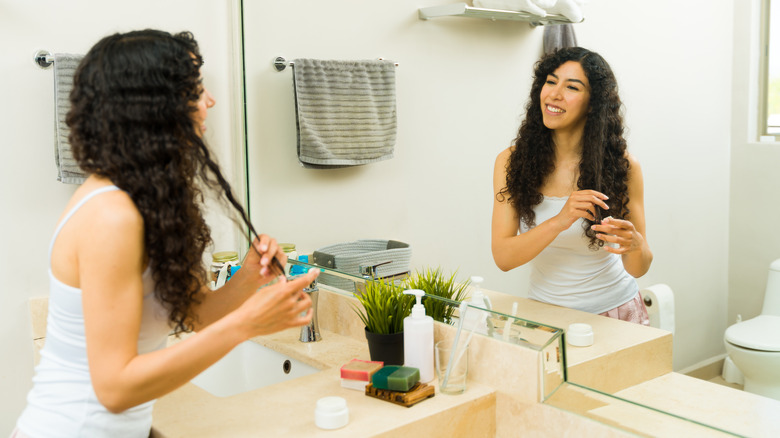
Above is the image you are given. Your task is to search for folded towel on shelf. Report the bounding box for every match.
[53,53,87,184]
[543,23,578,54]
[472,0,554,17]
[292,58,397,169]
[543,0,585,23]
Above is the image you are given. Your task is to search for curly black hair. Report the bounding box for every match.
[498,47,630,249]
[68,29,259,333]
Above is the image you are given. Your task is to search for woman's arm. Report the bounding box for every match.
[189,236,287,331]
[491,148,557,271]
[491,148,610,271]
[592,154,653,277]
[79,193,316,413]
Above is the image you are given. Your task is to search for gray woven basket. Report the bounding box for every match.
[312,239,411,292]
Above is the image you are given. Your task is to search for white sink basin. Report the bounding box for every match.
[191,340,320,397]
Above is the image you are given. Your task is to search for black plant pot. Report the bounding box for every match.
[364,328,404,365]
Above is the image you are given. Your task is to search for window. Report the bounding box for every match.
[762,0,780,135]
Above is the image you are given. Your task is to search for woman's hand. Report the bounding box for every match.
[192,235,289,331]
[241,235,287,284]
[592,217,645,254]
[553,190,610,231]
[233,268,319,338]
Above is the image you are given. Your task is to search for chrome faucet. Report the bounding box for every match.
[299,277,321,342]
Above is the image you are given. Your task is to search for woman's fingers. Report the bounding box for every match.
[249,234,287,277]
[593,217,641,253]
[568,191,608,217]
[241,270,319,335]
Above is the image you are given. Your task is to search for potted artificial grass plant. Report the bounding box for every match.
[404,267,471,325]
[352,277,414,365]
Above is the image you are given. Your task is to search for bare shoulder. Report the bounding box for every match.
[494,146,514,171]
[623,153,645,199]
[77,186,141,230]
[625,152,644,181]
[52,180,144,285]
[65,182,144,254]
[625,152,641,168]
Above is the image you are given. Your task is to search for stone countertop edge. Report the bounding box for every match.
[152,327,498,437]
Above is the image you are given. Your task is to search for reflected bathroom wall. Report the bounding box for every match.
[241,0,736,376]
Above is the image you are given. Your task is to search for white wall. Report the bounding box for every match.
[729,1,780,327]
[244,0,733,372]
[0,0,241,431]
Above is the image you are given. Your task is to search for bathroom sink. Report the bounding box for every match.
[191,340,320,397]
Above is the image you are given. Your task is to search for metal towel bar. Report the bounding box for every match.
[273,56,398,72]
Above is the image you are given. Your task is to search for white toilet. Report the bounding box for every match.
[723,258,780,401]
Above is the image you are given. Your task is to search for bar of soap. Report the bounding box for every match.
[340,359,384,382]
[386,366,420,392]
[371,366,420,392]
[371,366,400,390]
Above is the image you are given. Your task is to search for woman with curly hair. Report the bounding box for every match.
[492,47,652,324]
[13,29,318,437]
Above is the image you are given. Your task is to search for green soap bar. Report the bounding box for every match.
[386,366,420,392]
[371,366,401,390]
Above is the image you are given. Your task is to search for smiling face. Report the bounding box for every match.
[540,61,591,135]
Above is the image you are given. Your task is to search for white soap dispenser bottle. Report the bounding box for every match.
[403,289,434,383]
[466,276,492,336]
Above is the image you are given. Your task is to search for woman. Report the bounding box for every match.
[491,47,653,323]
[13,30,318,437]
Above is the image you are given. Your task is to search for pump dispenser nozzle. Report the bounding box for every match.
[404,289,426,318]
[469,276,491,310]
[466,276,494,337]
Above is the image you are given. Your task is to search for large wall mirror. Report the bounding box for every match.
[237,0,757,436]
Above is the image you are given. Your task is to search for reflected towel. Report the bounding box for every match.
[292,59,397,168]
[53,53,87,184]
[543,24,577,54]
[473,0,554,17]
[543,0,585,23]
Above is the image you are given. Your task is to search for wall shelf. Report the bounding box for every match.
[418,3,581,26]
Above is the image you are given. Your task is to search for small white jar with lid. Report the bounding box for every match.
[567,323,594,347]
[315,396,349,430]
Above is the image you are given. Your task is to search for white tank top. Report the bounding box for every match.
[522,196,638,314]
[17,185,172,438]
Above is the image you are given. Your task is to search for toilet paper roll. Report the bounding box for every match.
[641,284,675,333]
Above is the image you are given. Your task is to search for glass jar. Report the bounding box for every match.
[279,243,297,274]
[211,250,239,287]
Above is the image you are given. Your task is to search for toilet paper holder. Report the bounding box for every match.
[641,284,675,334]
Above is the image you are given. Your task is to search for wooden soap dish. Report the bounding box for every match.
[365,383,435,407]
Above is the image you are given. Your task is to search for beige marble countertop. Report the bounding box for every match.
[545,372,780,437]
[149,287,775,437]
[484,289,673,394]
[152,328,497,437]
[614,372,780,437]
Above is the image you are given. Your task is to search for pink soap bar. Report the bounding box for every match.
[339,359,384,382]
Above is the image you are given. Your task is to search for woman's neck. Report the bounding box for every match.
[552,128,583,161]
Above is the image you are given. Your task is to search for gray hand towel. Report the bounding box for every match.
[292,59,397,169]
[543,24,577,55]
[53,53,87,184]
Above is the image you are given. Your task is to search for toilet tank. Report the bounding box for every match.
[762,259,780,316]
